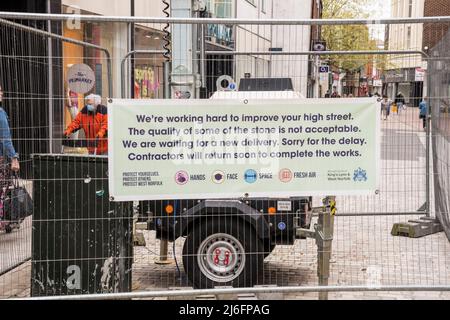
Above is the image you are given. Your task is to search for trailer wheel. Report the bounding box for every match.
[182,218,264,289]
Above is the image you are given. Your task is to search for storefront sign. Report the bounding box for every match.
[108,98,380,201]
[312,40,326,51]
[384,70,406,83]
[319,66,329,73]
[320,73,329,82]
[67,64,95,94]
[373,79,383,87]
[134,67,159,98]
[415,67,425,82]
[385,68,422,83]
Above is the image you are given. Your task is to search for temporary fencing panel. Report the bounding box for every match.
[0,12,449,300]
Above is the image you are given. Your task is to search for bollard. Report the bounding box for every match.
[155,238,174,265]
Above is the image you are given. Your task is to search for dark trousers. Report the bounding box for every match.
[420,115,426,129]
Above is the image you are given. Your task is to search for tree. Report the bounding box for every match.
[321,0,383,73]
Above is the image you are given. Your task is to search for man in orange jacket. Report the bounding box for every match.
[64,94,108,155]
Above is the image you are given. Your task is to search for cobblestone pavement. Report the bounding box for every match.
[1,108,450,300]
[0,181,33,274]
[0,217,32,274]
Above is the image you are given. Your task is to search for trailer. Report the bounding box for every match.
[131,1,333,293]
[134,79,317,289]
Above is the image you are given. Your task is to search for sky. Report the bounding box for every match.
[364,0,392,41]
[365,0,392,19]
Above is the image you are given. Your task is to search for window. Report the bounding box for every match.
[206,0,233,18]
[407,26,412,48]
[205,0,235,48]
[408,0,413,17]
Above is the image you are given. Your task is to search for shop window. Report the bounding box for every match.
[95,64,102,96]
[205,1,234,48]
[407,26,411,49]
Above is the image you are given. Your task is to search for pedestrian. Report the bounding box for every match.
[419,97,428,130]
[331,86,340,98]
[64,94,108,155]
[0,83,20,227]
[395,92,406,114]
[380,95,392,120]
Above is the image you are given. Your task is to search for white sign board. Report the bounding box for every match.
[415,67,425,82]
[67,63,95,94]
[108,98,380,201]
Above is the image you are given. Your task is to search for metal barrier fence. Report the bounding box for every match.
[429,31,450,240]
[0,12,450,300]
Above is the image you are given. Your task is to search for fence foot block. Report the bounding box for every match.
[133,233,146,246]
[391,217,443,238]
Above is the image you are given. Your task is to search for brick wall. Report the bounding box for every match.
[423,0,450,50]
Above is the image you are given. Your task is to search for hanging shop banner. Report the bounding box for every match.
[67,63,95,94]
[108,98,380,201]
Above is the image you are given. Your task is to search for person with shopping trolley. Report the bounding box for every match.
[64,94,108,155]
[0,83,22,232]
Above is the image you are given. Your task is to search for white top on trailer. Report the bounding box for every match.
[209,91,305,99]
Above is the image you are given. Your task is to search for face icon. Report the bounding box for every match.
[212,171,225,184]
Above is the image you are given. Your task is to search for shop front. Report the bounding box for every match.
[132,26,165,99]
[61,6,129,152]
[384,68,424,107]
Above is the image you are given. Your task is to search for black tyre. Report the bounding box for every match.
[182,218,264,289]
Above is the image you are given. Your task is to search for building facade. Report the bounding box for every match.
[423,0,450,50]
[387,0,425,106]
[0,0,318,170]
[0,0,62,178]
[203,0,318,97]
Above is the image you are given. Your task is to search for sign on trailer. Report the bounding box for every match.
[108,98,380,201]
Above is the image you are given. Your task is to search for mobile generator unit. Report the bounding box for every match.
[138,80,313,289]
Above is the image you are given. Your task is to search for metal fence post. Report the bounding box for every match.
[164,61,171,99]
[199,23,207,98]
[156,55,173,266]
[425,53,432,218]
[155,238,174,265]
[316,196,336,300]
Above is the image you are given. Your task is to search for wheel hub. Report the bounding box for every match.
[197,233,246,283]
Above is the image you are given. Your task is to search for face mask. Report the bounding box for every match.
[87,104,95,112]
